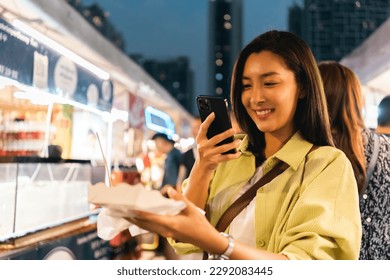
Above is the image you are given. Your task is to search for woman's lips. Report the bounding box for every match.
[254,108,274,119]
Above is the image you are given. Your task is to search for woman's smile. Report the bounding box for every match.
[254,108,274,119]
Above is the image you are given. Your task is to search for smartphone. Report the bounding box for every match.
[196,95,235,154]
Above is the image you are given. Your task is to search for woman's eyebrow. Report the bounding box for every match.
[243,71,280,79]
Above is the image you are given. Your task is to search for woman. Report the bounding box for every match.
[319,61,390,260]
[127,31,362,260]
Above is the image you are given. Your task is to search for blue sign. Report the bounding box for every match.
[0,18,113,112]
[145,106,175,136]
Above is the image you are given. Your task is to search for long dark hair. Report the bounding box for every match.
[319,61,366,194]
[230,30,334,163]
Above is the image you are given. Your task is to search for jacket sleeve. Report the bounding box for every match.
[279,150,362,260]
[166,178,204,255]
[166,238,203,255]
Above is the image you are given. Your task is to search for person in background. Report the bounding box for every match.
[177,117,201,187]
[151,132,182,190]
[319,61,390,260]
[126,30,361,260]
[48,144,63,160]
[376,95,390,137]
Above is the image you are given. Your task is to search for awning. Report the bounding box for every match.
[341,17,390,96]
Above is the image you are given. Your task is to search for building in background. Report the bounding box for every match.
[288,0,390,61]
[66,0,125,51]
[288,3,303,39]
[208,0,243,104]
[131,55,195,116]
[67,0,195,116]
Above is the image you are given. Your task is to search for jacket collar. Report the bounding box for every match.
[272,132,313,171]
[236,132,314,171]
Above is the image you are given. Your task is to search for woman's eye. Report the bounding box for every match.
[242,84,251,89]
[264,82,278,87]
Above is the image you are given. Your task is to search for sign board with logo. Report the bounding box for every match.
[0,18,113,112]
[144,106,175,136]
[128,92,145,129]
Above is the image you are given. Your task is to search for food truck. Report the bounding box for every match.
[0,0,194,259]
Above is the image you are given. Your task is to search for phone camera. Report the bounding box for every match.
[198,98,210,111]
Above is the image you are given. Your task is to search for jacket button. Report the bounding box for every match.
[258,240,265,247]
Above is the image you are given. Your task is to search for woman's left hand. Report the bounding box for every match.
[126,187,225,253]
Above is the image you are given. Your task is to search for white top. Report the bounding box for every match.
[228,165,264,247]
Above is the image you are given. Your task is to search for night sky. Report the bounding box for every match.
[82,0,297,97]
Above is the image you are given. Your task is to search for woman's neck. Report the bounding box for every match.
[264,131,296,158]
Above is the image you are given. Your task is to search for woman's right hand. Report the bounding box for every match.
[195,112,241,173]
[183,113,241,209]
[126,187,229,254]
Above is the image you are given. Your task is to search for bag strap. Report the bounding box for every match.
[362,133,380,195]
[214,144,319,233]
[214,160,288,232]
[202,160,288,259]
[203,145,319,259]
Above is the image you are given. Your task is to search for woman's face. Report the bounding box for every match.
[241,51,300,141]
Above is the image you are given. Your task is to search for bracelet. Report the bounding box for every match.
[208,232,235,260]
[220,232,235,259]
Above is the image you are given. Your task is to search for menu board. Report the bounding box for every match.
[0,18,113,112]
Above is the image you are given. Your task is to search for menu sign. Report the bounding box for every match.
[0,18,113,112]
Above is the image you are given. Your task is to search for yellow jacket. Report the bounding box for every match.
[170,132,362,259]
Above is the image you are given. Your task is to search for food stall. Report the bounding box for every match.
[0,15,119,259]
[0,0,194,260]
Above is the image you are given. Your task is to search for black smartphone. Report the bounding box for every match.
[196,95,235,154]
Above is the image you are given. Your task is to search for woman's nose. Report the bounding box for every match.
[250,88,265,105]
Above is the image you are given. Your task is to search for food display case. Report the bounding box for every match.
[0,157,97,243]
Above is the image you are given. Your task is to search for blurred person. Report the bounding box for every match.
[125,30,361,260]
[319,61,390,260]
[151,132,182,190]
[177,117,201,187]
[376,95,390,137]
[48,144,63,160]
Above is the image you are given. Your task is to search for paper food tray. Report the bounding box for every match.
[88,182,186,217]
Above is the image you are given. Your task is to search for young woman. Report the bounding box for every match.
[126,31,362,260]
[319,61,390,260]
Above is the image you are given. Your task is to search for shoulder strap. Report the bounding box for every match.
[362,133,380,194]
[214,160,288,232]
[214,145,319,233]
[202,160,289,259]
[203,145,319,259]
